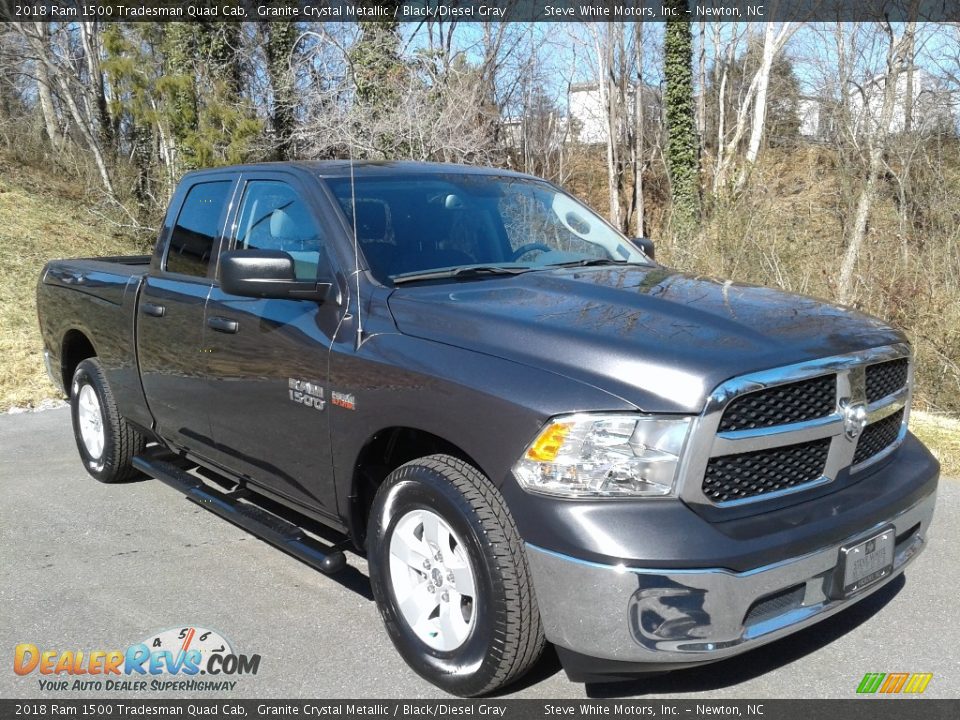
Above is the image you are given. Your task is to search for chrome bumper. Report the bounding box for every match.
[526,489,935,664]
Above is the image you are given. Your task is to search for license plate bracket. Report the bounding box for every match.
[838,527,895,597]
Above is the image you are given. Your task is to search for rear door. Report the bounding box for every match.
[202,171,346,515]
[137,176,236,454]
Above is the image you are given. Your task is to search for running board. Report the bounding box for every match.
[132,451,348,574]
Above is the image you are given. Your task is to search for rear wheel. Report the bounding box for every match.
[70,358,145,483]
[367,454,545,696]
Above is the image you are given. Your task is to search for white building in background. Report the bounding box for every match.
[848,68,956,136]
[567,83,608,144]
[499,114,569,151]
[798,97,824,138]
[566,82,662,145]
[523,72,956,147]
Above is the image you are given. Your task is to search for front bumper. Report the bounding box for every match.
[526,487,935,672]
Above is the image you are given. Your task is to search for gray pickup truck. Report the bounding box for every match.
[37,161,938,695]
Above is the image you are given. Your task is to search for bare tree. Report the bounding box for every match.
[837,18,918,304]
[630,23,647,237]
[78,22,111,148]
[574,23,657,234]
[12,22,115,194]
[708,22,744,193]
[712,20,797,193]
[736,19,800,189]
[589,23,624,227]
[32,23,60,150]
[696,21,706,146]
[295,28,500,164]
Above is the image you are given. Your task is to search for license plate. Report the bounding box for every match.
[840,528,895,596]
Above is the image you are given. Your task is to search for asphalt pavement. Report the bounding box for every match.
[1,407,957,699]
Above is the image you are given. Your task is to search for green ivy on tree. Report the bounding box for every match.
[664,1,701,235]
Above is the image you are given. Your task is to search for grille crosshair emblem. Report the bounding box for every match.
[839,398,868,441]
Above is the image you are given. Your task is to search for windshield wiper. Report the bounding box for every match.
[545,258,632,268]
[391,265,533,285]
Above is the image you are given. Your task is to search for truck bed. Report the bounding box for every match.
[37,255,153,428]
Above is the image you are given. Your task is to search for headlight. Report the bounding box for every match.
[513,414,692,498]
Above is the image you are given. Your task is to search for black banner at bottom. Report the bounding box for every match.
[0,700,957,720]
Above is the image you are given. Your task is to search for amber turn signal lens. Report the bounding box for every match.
[525,422,573,462]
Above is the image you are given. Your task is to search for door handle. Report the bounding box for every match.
[207,316,239,334]
[142,302,165,318]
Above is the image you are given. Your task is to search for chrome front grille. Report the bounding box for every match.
[703,438,831,503]
[679,344,912,509]
[718,374,836,432]
[853,408,906,465]
[866,358,909,404]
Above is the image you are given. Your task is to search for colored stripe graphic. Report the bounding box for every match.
[857,672,932,694]
[903,673,933,694]
[857,673,886,693]
[880,672,909,693]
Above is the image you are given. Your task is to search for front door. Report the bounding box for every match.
[203,173,345,515]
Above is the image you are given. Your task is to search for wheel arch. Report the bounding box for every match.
[61,329,98,397]
[347,426,484,550]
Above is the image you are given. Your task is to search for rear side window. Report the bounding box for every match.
[166,181,231,277]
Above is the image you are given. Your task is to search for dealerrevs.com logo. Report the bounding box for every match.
[14,626,261,692]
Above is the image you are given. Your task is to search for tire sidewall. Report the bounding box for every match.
[70,360,112,481]
[368,469,504,696]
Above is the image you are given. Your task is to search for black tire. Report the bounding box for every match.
[70,358,146,483]
[367,454,545,697]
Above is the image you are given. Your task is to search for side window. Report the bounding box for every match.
[233,180,325,281]
[166,181,231,278]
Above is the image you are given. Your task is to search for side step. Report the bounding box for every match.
[133,451,348,575]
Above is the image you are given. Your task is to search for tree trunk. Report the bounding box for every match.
[696,21,706,145]
[79,22,112,150]
[33,23,59,150]
[837,21,916,304]
[903,32,915,133]
[735,23,784,190]
[162,23,199,173]
[264,19,297,160]
[16,22,113,193]
[595,25,622,229]
[631,23,645,237]
[713,59,729,194]
[663,1,700,230]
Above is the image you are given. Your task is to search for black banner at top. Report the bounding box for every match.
[1,0,959,23]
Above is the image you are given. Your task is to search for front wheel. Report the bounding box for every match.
[367,454,545,696]
[70,358,145,483]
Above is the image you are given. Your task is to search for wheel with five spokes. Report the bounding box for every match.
[70,358,145,483]
[367,454,545,696]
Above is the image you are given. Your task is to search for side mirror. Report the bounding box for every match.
[634,237,655,261]
[219,250,336,303]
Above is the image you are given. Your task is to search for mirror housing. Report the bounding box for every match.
[633,237,655,261]
[219,250,336,303]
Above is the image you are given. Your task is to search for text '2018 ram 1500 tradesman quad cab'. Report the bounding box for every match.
[38,162,938,696]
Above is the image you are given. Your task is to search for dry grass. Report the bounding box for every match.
[0,156,147,411]
[912,412,960,478]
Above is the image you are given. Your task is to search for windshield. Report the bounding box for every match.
[325,174,650,284]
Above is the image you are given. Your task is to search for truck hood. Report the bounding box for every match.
[386,266,906,414]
